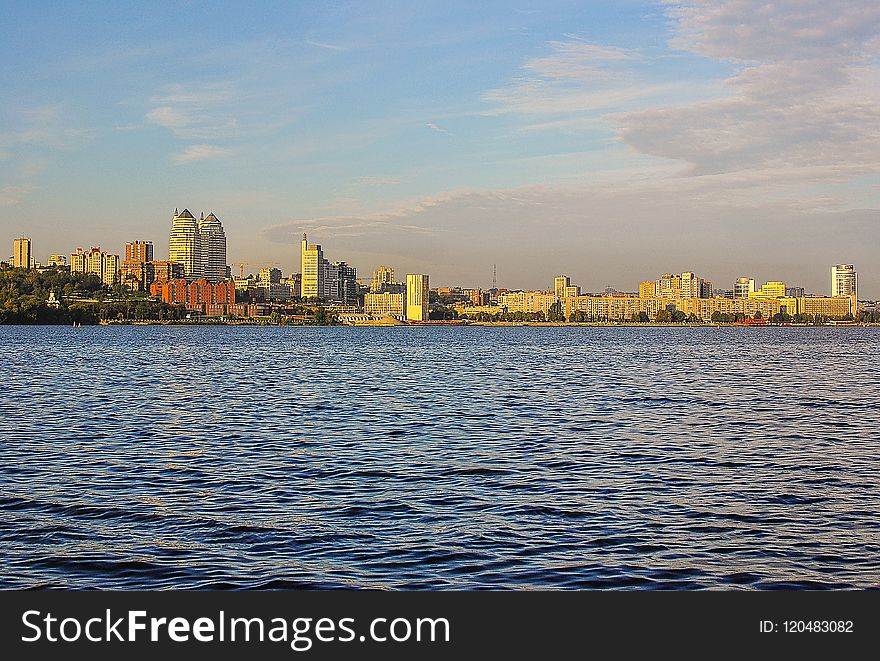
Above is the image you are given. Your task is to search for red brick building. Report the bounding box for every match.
[151,278,236,312]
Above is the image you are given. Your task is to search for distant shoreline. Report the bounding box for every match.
[1,320,872,328]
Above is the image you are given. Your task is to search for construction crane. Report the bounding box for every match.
[237,261,280,278]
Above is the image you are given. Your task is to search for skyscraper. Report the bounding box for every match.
[331,262,358,305]
[169,208,201,278]
[13,238,31,269]
[199,212,227,282]
[406,274,429,321]
[301,234,323,299]
[831,264,858,299]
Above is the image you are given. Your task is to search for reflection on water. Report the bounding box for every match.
[0,325,878,589]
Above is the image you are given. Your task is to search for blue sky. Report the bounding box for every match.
[1,1,878,295]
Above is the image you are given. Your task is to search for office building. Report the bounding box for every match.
[199,212,227,282]
[831,264,858,299]
[13,238,31,269]
[169,208,201,278]
[406,274,430,321]
[300,234,323,299]
[300,234,357,303]
[329,261,358,306]
[47,254,68,267]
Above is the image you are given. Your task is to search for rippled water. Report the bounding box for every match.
[1,325,878,590]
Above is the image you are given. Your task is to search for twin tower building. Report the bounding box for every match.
[169,208,228,281]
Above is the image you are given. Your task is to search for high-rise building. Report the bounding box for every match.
[125,241,154,263]
[371,266,395,292]
[299,234,356,303]
[831,264,858,299]
[122,241,155,290]
[406,274,430,321]
[71,246,119,285]
[13,238,31,269]
[169,208,201,278]
[329,261,358,305]
[199,212,227,282]
[554,275,571,300]
[734,277,756,298]
[301,234,323,299]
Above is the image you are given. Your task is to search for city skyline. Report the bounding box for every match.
[1,224,868,302]
[1,2,878,294]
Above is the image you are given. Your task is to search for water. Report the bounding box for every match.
[1,325,878,590]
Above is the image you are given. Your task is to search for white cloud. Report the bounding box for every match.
[173,144,234,163]
[426,122,450,134]
[146,83,239,140]
[618,0,880,175]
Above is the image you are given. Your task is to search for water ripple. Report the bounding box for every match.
[1,325,878,589]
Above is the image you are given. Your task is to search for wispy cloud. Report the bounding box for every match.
[482,37,650,116]
[0,184,37,206]
[426,122,450,134]
[146,82,239,140]
[352,176,401,186]
[174,144,234,163]
[304,39,348,51]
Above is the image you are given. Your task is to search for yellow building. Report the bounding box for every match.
[749,281,786,299]
[71,246,119,285]
[798,296,851,319]
[13,238,32,268]
[639,281,657,298]
[554,276,570,300]
[300,234,322,299]
[406,274,429,321]
[102,253,119,286]
[364,291,405,317]
[498,291,556,315]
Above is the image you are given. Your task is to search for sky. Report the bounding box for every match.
[1,0,878,295]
